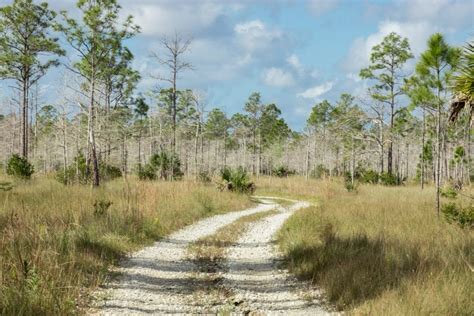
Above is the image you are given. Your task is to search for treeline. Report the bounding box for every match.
[0,1,472,193]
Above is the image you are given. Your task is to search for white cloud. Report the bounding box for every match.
[287,54,304,74]
[298,81,334,99]
[396,0,472,28]
[122,1,227,36]
[234,19,283,52]
[342,20,433,72]
[262,67,295,87]
[307,0,339,16]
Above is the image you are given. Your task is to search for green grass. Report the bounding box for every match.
[254,177,474,315]
[0,175,254,315]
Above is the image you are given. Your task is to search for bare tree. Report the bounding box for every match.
[151,32,193,155]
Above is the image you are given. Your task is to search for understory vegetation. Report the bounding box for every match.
[259,177,474,315]
[0,175,254,315]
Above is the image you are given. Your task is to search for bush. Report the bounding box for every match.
[218,167,255,194]
[6,154,34,179]
[360,169,379,184]
[137,164,157,180]
[343,172,358,192]
[144,150,183,181]
[100,163,122,181]
[380,172,400,186]
[56,153,88,185]
[442,203,473,228]
[440,184,458,199]
[56,153,121,184]
[273,166,294,178]
[310,164,329,179]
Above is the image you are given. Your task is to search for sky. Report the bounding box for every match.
[1,0,473,130]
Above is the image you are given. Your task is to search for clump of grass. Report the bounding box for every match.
[0,175,254,315]
[260,177,474,314]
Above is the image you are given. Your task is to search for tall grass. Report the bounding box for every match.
[0,175,254,315]
[255,177,474,315]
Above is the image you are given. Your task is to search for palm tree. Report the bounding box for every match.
[450,41,474,122]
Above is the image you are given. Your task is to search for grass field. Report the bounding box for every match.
[0,175,254,315]
[255,177,473,315]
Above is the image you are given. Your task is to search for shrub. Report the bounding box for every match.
[440,184,458,199]
[442,203,473,228]
[137,164,157,180]
[310,164,329,179]
[360,169,379,184]
[380,172,400,186]
[147,151,183,181]
[56,154,121,184]
[273,166,294,178]
[218,167,255,194]
[100,163,122,181]
[6,154,34,179]
[343,172,358,192]
[56,154,88,185]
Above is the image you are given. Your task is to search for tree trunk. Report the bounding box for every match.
[87,73,100,187]
[21,77,29,158]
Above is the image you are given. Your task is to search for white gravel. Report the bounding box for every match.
[221,201,329,315]
[91,199,331,315]
[91,202,277,315]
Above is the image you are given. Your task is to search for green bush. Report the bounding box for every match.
[310,164,329,179]
[56,154,121,184]
[343,172,358,192]
[380,172,400,186]
[360,169,379,184]
[440,184,458,199]
[100,163,122,181]
[219,167,255,194]
[6,154,34,179]
[56,154,88,185]
[137,164,157,180]
[142,150,183,181]
[442,203,473,228]
[273,166,294,178]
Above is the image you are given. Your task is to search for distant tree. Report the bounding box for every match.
[307,100,332,168]
[416,33,460,216]
[405,75,436,188]
[243,92,263,175]
[151,32,193,158]
[360,32,413,175]
[134,96,149,169]
[56,0,139,186]
[205,108,230,168]
[0,0,64,158]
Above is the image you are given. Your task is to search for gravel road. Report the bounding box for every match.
[91,198,331,315]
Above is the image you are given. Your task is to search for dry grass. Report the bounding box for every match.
[255,176,474,315]
[0,174,254,315]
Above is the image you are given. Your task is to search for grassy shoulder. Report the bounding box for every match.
[255,177,474,315]
[0,175,254,315]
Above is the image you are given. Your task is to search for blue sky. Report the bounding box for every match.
[1,0,473,130]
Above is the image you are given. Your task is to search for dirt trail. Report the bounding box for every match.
[222,201,328,315]
[91,198,330,315]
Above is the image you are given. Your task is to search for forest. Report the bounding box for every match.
[0,0,472,315]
